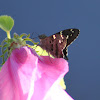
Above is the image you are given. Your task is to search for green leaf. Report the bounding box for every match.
[0,15,14,32]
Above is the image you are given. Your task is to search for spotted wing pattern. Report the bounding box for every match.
[39,28,80,60]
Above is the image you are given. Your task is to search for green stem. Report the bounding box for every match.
[6,31,11,39]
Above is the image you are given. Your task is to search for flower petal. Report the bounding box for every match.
[44,84,74,100]
[0,47,72,100]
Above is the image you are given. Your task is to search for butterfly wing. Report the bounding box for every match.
[55,28,80,60]
[56,28,80,47]
[63,46,68,60]
[39,34,67,58]
[39,28,80,60]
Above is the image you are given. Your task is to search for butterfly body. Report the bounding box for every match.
[38,28,80,60]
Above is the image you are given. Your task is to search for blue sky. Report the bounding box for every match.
[0,0,100,100]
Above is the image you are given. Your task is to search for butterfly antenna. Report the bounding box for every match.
[30,32,40,40]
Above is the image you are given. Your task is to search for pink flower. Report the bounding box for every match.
[0,47,73,100]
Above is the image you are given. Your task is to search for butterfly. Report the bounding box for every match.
[38,28,80,60]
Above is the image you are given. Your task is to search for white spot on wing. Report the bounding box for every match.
[59,40,62,43]
[70,34,72,36]
[66,35,69,39]
[70,29,74,33]
[60,31,63,35]
[53,35,56,39]
[60,34,64,39]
